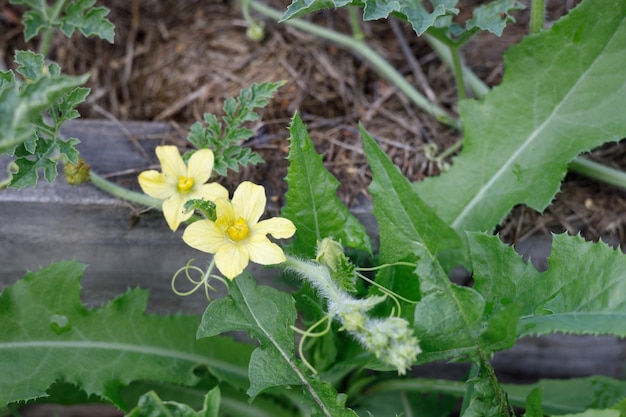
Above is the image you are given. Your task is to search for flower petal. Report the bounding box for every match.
[156,146,187,178]
[191,182,229,203]
[182,220,229,253]
[187,149,214,184]
[214,197,235,230]
[246,238,287,265]
[162,193,191,231]
[232,181,265,225]
[252,217,296,239]
[215,243,250,279]
[138,170,174,199]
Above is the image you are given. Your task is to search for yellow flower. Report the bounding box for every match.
[138,146,228,231]
[182,181,296,279]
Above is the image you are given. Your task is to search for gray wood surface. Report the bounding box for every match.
[1,120,624,382]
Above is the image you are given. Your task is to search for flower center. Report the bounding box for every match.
[177,176,194,193]
[227,217,249,241]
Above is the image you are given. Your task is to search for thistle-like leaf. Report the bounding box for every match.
[470,233,626,337]
[282,113,371,257]
[414,0,626,233]
[0,261,252,409]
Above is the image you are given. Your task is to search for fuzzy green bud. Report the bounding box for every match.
[316,238,357,292]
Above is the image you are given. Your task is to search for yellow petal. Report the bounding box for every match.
[156,146,187,178]
[214,197,236,230]
[215,243,250,279]
[138,170,174,199]
[191,182,229,203]
[232,181,265,225]
[162,193,191,231]
[182,220,229,253]
[252,217,296,239]
[246,238,287,265]
[187,149,214,185]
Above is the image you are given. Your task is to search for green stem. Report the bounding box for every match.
[89,170,162,208]
[529,0,546,34]
[347,7,365,41]
[569,157,626,189]
[450,45,467,100]
[248,0,459,129]
[38,0,68,57]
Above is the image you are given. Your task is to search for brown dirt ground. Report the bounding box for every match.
[3,0,626,249]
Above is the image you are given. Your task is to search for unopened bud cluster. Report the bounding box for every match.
[285,238,421,375]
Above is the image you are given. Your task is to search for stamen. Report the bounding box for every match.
[227,217,249,241]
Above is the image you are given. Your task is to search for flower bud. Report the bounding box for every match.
[246,21,265,42]
[63,158,90,185]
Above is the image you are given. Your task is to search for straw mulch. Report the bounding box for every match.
[2,0,626,249]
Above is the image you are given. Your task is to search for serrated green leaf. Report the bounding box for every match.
[504,377,626,415]
[61,0,115,42]
[462,363,513,417]
[126,387,220,417]
[0,65,88,154]
[360,124,465,270]
[281,0,458,36]
[523,387,543,417]
[196,274,357,416]
[466,0,525,36]
[15,50,46,79]
[414,0,626,233]
[197,273,300,399]
[282,114,371,257]
[57,86,90,121]
[0,261,252,409]
[470,233,626,337]
[58,137,81,164]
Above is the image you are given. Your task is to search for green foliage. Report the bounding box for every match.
[196,273,358,416]
[282,113,372,257]
[471,233,626,338]
[360,124,466,271]
[126,387,221,417]
[186,81,285,176]
[414,0,626,233]
[9,0,115,42]
[281,0,523,38]
[0,51,88,158]
[184,199,217,221]
[0,261,252,410]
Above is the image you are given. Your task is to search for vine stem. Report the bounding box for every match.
[89,170,161,208]
[529,0,546,34]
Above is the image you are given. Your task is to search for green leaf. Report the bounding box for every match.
[414,0,626,233]
[0,61,88,155]
[0,261,252,409]
[470,233,626,337]
[126,387,221,417]
[196,274,357,416]
[558,412,621,417]
[282,113,371,257]
[186,81,284,176]
[281,0,458,36]
[466,0,525,36]
[197,273,300,399]
[523,387,543,417]
[462,363,513,417]
[360,123,465,270]
[62,0,115,42]
[503,377,626,415]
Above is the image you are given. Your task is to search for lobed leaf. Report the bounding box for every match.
[0,261,252,409]
[282,113,371,257]
[414,0,626,233]
[470,233,626,337]
[281,0,458,36]
[126,388,220,417]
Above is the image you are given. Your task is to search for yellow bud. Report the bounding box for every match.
[63,158,91,185]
